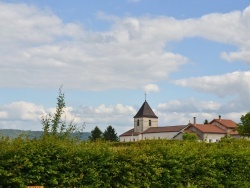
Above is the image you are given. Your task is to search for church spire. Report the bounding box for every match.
[133,100,158,118]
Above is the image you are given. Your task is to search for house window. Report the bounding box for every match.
[149,120,151,126]
[137,120,139,126]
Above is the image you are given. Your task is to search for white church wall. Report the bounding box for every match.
[134,117,158,133]
[119,135,141,142]
[142,132,179,140]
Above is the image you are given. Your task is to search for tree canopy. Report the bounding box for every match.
[103,125,118,142]
[182,132,198,141]
[41,86,84,140]
[89,126,103,141]
[237,112,250,137]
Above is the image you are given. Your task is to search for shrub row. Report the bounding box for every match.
[0,137,250,187]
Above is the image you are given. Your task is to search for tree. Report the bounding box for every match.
[103,125,118,142]
[182,132,198,141]
[204,119,209,124]
[41,86,84,140]
[236,112,250,137]
[89,126,103,141]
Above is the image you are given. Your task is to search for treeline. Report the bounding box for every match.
[88,125,118,142]
[0,129,91,140]
[0,137,250,187]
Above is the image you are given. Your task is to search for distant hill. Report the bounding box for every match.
[0,129,91,140]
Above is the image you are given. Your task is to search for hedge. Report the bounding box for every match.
[0,137,250,187]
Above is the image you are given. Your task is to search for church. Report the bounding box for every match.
[119,100,239,142]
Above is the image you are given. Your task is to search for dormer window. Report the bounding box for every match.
[137,119,139,126]
[149,120,151,126]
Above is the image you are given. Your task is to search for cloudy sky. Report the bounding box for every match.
[0,0,250,135]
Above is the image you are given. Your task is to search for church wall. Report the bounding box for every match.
[142,132,178,140]
[119,135,141,142]
[134,117,158,133]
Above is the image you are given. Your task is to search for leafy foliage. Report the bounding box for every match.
[88,126,103,141]
[204,119,209,124]
[0,138,250,187]
[182,132,198,141]
[103,125,118,142]
[237,112,250,137]
[41,86,84,140]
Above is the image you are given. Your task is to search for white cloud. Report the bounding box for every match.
[0,2,188,90]
[157,100,197,113]
[143,84,159,93]
[0,101,137,134]
[1,2,249,90]
[174,71,250,98]
[1,101,45,121]
[156,100,241,126]
[173,71,250,115]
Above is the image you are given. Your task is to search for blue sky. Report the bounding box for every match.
[0,0,250,135]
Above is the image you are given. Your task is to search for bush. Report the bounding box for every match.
[0,138,249,187]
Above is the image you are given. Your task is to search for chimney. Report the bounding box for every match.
[193,117,196,126]
[218,115,221,121]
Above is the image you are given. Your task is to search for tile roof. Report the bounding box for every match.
[134,100,158,118]
[193,124,226,134]
[119,129,140,137]
[142,125,187,134]
[210,119,237,128]
[228,129,239,135]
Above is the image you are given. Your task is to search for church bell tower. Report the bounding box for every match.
[133,100,158,133]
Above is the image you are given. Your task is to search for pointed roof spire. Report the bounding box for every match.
[134,100,158,118]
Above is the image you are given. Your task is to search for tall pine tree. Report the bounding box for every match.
[103,125,118,142]
[89,126,103,141]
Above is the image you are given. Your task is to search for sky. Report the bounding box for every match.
[0,0,250,135]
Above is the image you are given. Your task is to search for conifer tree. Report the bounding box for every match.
[89,126,103,141]
[103,125,118,142]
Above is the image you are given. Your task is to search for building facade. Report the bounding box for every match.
[119,100,239,142]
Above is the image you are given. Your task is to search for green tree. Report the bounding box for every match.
[204,119,209,124]
[89,126,103,141]
[41,86,83,140]
[103,125,118,142]
[237,112,250,137]
[182,132,198,141]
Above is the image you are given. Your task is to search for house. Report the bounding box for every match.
[119,100,239,142]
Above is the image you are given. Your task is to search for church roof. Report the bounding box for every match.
[143,125,186,134]
[133,100,158,118]
[119,128,141,137]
